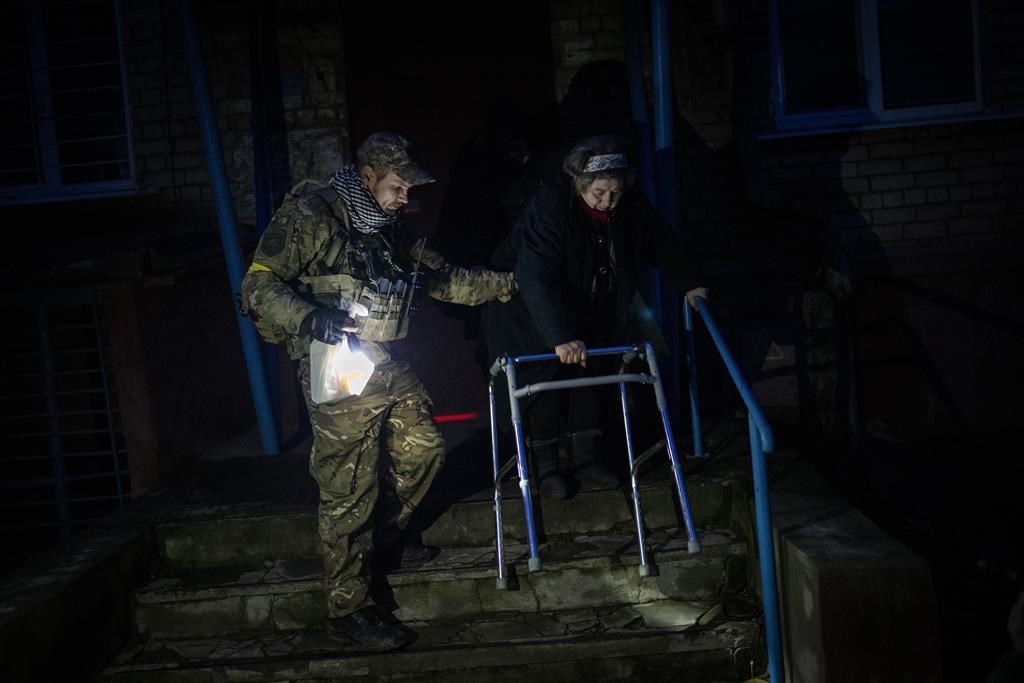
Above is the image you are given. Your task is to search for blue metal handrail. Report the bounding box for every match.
[692,299,774,452]
[687,297,783,683]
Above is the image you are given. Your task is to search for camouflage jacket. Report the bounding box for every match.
[241,179,516,362]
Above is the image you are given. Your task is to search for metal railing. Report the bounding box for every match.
[0,291,130,571]
[687,297,783,683]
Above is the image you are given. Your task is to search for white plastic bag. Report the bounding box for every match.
[309,335,375,404]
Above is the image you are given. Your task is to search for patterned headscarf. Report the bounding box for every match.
[582,153,627,173]
[329,164,399,234]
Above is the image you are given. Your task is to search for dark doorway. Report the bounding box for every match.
[342,3,556,418]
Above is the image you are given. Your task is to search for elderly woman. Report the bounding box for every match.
[484,134,708,500]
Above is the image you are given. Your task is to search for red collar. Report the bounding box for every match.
[578,196,611,223]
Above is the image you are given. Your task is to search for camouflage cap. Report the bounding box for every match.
[356,132,435,186]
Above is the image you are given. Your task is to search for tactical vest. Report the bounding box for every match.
[298,271,416,343]
[297,187,420,343]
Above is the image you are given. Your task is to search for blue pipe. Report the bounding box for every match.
[624,0,663,331]
[750,414,785,683]
[651,0,674,218]
[181,0,279,455]
[624,0,657,208]
[650,0,682,423]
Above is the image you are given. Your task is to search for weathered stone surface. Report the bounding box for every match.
[158,512,319,570]
[654,557,732,600]
[137,597,246,638]
[101,619,760,682]
[10,416,941,683]
[600,605,644,630]
[157,478,731,571]
[243,595,272,629]
[136,530,747,637]
[271,591,323,631]
[632,600,708,628]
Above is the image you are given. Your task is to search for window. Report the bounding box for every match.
[0,0,135,204]
[771,0,981,132]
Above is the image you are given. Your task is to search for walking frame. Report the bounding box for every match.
[487,342,701,589]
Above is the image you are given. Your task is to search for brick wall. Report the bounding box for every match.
[735,0,1024,273]
[122,0,177,205]
[546,0,1024,438]
[0,0,356,490]
[753,120,1024,268]
[123,0,350,226]
[548,0,1024,266]
[550,0,628,101]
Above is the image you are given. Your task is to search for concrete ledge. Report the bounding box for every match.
[132,530,748,637]
[155,476,732,570]
[101,618,761,682]
[0,505,157,683]
[729,448,943,683]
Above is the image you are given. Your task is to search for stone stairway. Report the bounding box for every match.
[98,432,766,682]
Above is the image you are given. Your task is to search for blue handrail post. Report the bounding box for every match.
[181,0,279,455]
[695,300,774,452]
[651,0,682,424]
[683,300,707,459]
[624,0,662,322]
[624,0,656,210]
[693,296,782,680]
[749,413,784,683]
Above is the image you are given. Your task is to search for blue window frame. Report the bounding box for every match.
[770,0,982,132]
[0,0,136,205]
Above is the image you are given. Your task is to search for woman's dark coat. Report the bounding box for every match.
[482,176,703,427]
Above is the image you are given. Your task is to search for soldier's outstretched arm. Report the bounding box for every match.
[413,244,516,306]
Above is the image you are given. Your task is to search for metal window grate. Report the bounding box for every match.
[0,0,136,200]
[0,289,130,572]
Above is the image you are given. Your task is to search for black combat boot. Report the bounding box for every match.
[531,437,568,500]
[570,428,621,489]
[327,605,416,651]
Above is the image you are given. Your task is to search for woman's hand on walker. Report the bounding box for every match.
[685,286,709,310]
[554,340,588,367]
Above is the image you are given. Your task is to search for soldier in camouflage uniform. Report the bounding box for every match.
[241,132,515,652]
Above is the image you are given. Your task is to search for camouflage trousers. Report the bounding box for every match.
[299,357,445,619]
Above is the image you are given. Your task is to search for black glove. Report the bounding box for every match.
[300,308,358,345]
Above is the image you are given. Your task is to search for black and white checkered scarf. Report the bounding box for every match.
[329,164,399,234]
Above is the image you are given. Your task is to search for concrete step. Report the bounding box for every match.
[103,603,763,682]
[135,529,748,639]
[156,475,733,571]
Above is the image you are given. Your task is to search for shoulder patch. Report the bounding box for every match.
[259,225,288,257]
